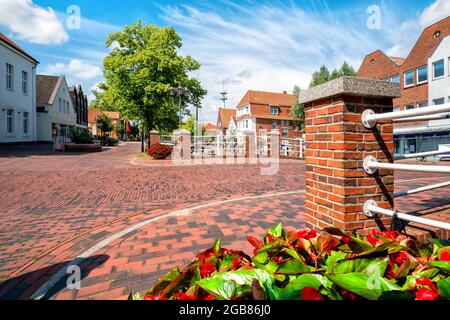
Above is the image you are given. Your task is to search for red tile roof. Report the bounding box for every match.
[217,108,236,129]
[88,108,120,123]
[204,123,218,131]
[0,33,38,63]
[237,90,296,107]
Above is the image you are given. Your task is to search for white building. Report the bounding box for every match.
[428,35,450,107]
[0,33,38,143]
[36,75,77,145]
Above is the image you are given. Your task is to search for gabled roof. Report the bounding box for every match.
[88,108,120,123]
[389,56,405,66]
[204,123,218,131]
[217,108,236,129]
[237,90,295,107]
[36,75,62,107]
[0,33,38,64]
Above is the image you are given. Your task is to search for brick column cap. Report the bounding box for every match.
[174,129,191,135]
[298,76,400,104]
[149,130,159,134]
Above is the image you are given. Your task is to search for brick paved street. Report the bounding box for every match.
[0,142,449,300]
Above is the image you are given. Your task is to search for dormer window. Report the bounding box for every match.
[270,106,279,115]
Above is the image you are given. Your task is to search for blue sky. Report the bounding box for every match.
[1,0,449,123]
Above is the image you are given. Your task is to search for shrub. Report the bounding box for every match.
[106,137,119,146]
[129,224,450,301]
[72,130,94,144]
[147,143,173,159]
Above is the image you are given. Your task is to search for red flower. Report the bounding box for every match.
[384,260,395,280]
[204,295,216,300]
[200,262,216,278]
[273,256,284,264]
[173,292,198,300]
[144,294,168,300]
[367,234,383,247]
[232,257,243,270]
[340,236,352,244]
[415,288,438,301]
[391,251,408,265]
[297,229,316,240]
[416,277,437,292]
[341,290,358,301]
[440,251,450,261]
[267,235,275,242]
[301,287,325,301]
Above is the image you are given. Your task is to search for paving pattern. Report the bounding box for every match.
[0,142,448,300]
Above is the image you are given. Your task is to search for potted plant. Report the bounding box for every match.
[147,143,173,159]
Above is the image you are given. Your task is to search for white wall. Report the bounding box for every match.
[428,36,450,106]
[36,111,51,141]
[0,43,37,143]
[50,77,77,127]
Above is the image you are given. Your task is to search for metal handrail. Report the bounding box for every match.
[363,156,450,174]
[394,113,450,123]
[362,102,450,128]
[363,200,450,230]
[394,149,450,160]
[394,181,450,197]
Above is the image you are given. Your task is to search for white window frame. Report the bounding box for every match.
[23,112,29,135]
[21,71,28,95]
[416,65,428,84]
[272,121,277,129]
[433,59,445,79]
[403,70,414,88]
[6,63,14,91]
[405,104,415,110]
[418,101,428,108]
[270,106,279,115]
[281,127,289,137]
[6,109,14,134]
[433,97,445,106]
[390,74,400,84]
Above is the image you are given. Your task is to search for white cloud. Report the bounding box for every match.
[419,0,450,28]
[42,59,102,81]
[0,0,68,45]
[160,4,371,123]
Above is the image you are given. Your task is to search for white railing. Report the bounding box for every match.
[363,200,450,231]
[362,102,450,128]
[394,147,450,160]
[363,156,450,174]
[394,113,450,123]
[394,181,450,197]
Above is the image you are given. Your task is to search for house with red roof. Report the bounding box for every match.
[0,33,39,143]
[216,108,237,136]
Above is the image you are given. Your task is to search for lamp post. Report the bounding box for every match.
[170,86,190,129]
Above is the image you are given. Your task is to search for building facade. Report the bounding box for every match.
[0,33,38,143]
[88,108,121,139]
[357,17,450,156]
[69,85,88,130]
[36,75,77,145]
[235,90,302,139]
[216,108,237,137]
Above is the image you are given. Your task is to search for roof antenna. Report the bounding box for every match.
[220,80,228,109]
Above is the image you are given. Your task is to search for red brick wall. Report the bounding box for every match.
[255,118,303,139]
[304,95,394,233]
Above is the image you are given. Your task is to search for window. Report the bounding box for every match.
[393,106,400,112]
[405,104,415,110]
[272,121,277,129]
[59,98,63,113]
[21,71,28,95]
[404,70,414,87]
[433,98,445,105]
[433,59,444,79]
[23,112,29,135]
[417,66,428,84]
[66,101,70,114]
[7,109,14,134]
[418,101,428,108]
[381,78,388,82]
[270,106,279,115]
[390,74,400,83]
[6,63,13,90]
[282,128,288,137]
[281,120,290,126]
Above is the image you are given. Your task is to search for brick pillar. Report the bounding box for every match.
[172,129,191,163]
[300,77,400,233]
[243,130,256,162]
[149,130,159,147]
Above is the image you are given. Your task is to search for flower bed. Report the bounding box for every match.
[65,143,102,153]
[147,143,173,159]
[129,224,450,301]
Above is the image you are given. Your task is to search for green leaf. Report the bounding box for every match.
[128,291,144,300]
[276,260,315,275]
[282,248,302,261]
[252,279,267,300]
[378,291,413,300]
[257,240,286,254]
[213,238,221,254]
[253,251,269,265]
[146,267,180,296]
[325,251,347,271]
[327,273,401,300]
[277,274,332,300]
[331,257,389,276]
[437,277,450,298]
[427,261,450,273]
[268,223,283,238]
[317,235,340,254]
[196,277,236,300]
[430,239,450,249]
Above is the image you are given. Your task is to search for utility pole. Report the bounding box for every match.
[220,80,228,109]
[170,86,190,130]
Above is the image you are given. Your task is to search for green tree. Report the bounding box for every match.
[96,113,114,144]
[291,85,305,131]
[95,20,207,148]
[309,62,356,87]
[182,115,196,136]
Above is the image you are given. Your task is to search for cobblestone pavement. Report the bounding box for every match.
[0,142,448,300]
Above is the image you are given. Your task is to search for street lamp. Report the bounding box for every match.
[170,86,190,129]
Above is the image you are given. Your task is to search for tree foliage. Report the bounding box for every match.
[309,62,356,88]
[96,113,114,137]
[92,20,207,136]
[291,85,305,131]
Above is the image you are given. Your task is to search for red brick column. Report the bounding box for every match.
[300,77,400,233]
[149,130,159,147]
